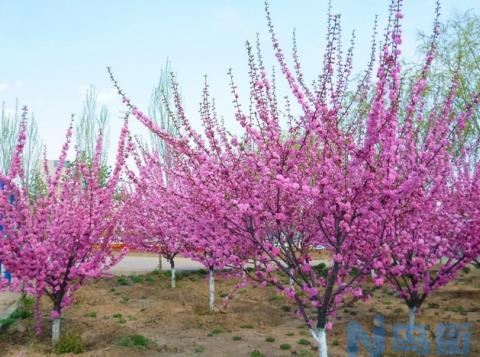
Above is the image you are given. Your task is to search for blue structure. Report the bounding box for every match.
[0,180,13,284]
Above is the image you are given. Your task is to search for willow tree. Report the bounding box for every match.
[146,60,180,271]
[75,85,110,185]
[0,100,42,194]
[416,11,480,156]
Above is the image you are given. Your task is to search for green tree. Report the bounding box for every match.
[0,100,43,194]
[417,10,480,156]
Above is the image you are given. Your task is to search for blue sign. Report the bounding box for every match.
[347,314,472,356]
[0,180,13,284]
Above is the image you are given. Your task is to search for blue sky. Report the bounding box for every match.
[1,0,479,160]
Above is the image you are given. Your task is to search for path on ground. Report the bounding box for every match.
[110,253,330,275]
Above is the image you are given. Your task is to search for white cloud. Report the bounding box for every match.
[76,85,116,103]
[0,82,9,91]
[14,80,23,88]
[97,88,117,104]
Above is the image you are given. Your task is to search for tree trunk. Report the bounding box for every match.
[209,267,215,312]
[408,307,417,338]
[158,253,163,271]
[311,328,328,357]
[52,316,61,345]
[170,258,176,288]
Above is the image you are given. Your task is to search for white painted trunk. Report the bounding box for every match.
[311,328,328,357]
[158,254,163,271]
[289,276,294,286]
[408,307,417,337]
[52,317,61,345]
[370,269,376,278]
[209,268,215,312]
[171,267,176,288]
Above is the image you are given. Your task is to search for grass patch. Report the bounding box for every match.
[240,323,255,329]
[233,336,242,341]
[194,345,205,353]
[450,305,467,315]
[208,327,224,336]
[117,334,152,349]
[83,311,97,318]
[269,294,282,302]
[279,343,291,350]
[428,302,440,309]
[0,308,32,330]
[130,275,143,284]
[333,339,340,346]
[20,295,35,306]
[116,277,129,286]
[54,333,85,354]
[144,276,155,283]
[297,338,311,346]
[265,336,275,342]
[250,351,265,357]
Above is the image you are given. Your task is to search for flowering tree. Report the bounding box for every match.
[109,1,479,355]
[379,89,480,334]
[122,148,184,288]
[0,110,130,345]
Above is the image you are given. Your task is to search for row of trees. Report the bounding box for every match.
[0,2,478,356]
[0,71,178,344]
[112,2,480,356]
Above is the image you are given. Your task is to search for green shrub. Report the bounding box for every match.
[297,338,311,345]
[279,343,291,350]
[240,324,254,329]
[208,327,224,336]
[130,275,143,283]
[265,336,275,342]
[54,333,85,354]
[10,309,32,320]
[116,277,129,286]
[250,351,265,357]
[233,336,242,341]
[117,334,151,348]
[145,276,155,283]
[313,263,328,277]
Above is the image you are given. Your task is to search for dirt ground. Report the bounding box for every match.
[0,266,478,357]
